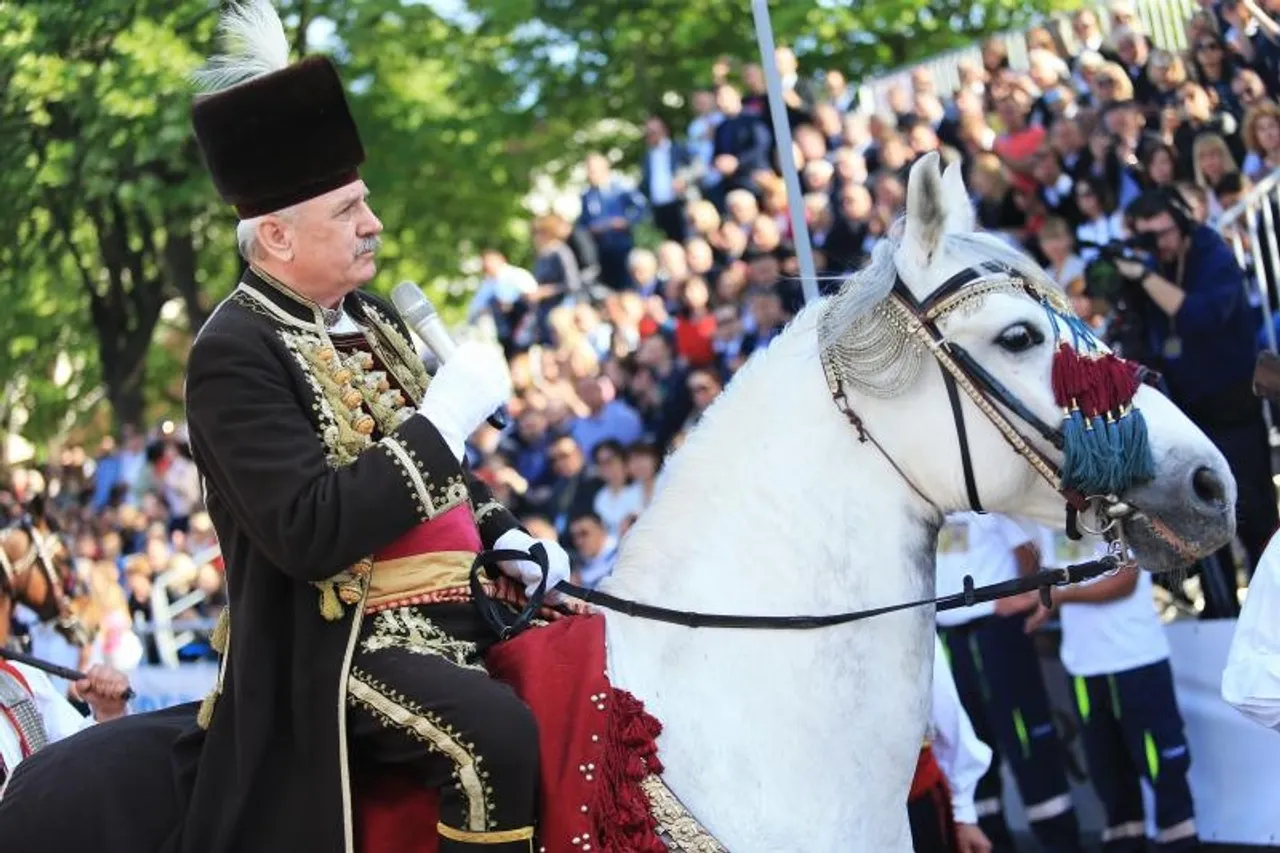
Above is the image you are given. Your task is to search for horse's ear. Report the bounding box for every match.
[902,151,947,263]
[941,157,976,235]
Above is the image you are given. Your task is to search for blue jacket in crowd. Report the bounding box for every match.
[1143,225,1259,408]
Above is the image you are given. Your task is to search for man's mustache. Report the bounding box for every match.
[356,236,382,257]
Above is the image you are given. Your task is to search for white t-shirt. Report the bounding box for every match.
[1222,532,1280,732]
[1034,525,1169,678]
[593,483,645,535]
[930,634,992,825]
[0,662,92,777]
[935,512,1033,628]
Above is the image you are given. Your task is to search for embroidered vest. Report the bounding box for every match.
[323,329,480,613]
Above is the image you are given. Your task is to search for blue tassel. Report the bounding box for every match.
[1103,414,1126,494]
[1086,414,1114,493]
[1119,407,1156,484]
[1061,409,1095,492]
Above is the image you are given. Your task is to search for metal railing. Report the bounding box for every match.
[853,0,1197,116]
[1218,166,1280,356]
[1217,166,1280,441]
[132,545,221,668]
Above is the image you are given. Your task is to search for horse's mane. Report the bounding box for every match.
[813,237,900,345]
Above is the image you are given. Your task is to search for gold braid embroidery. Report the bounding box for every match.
[360,303,431,406]
[473,501,506,526]
[360,608,487,673]
[279,331,370,466]
[347,668,495,831]
[253,296,467,619]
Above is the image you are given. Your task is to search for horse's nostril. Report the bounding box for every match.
[1192,467,1226,506]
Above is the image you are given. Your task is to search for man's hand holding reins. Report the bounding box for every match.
[494,529,571,604]
[72,663,131,723]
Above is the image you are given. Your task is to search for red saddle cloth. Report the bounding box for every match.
[355,613,668,853]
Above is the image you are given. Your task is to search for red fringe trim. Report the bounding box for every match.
[590,688,668,853]
[1051,343,1143,416]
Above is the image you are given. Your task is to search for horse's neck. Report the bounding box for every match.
[605,333,933,615]
[600,322,941,851]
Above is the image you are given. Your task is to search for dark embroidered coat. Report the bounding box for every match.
[164,270,523,853]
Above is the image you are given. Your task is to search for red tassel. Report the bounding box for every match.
[1101,353,1141,412]
[1051,343,1078,409]
[1054,345,1144,417]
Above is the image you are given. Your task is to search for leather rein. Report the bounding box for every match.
[470,263,1148,640]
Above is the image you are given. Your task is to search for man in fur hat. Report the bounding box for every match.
[162,2,568,851]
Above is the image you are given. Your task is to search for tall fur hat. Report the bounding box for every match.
[189,0,365,218]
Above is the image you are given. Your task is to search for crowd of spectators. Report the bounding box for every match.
[5,0,1280,674]
[465,0,1280,604]
[0,422,224,674]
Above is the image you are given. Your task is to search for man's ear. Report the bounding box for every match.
[256,215,295,262]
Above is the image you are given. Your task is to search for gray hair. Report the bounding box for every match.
[236,204,298,262]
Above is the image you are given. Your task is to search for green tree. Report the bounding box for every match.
[0,0,236,437]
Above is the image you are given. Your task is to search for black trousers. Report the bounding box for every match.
[1072,661,1199,852]
[347,603,538,851]
[597,247,634,292]
[908,775,955,852]
[940,617,1082,853]
[650,200,687,243]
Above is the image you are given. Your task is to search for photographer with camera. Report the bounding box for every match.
[1108,188,1278,615]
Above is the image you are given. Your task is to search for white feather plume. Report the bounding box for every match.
[190,0,291,93]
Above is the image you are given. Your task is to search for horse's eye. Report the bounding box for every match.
[995,322,1044,353]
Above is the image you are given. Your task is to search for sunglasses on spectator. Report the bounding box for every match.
[689,383,717,395]
[1196,42,1221,51]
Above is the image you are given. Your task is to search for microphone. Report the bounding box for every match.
[391,281,509,430]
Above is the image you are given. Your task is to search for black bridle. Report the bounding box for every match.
[879,265,1163,531]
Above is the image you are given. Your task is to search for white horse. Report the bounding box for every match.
[600,152,1236,851]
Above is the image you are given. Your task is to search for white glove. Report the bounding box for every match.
[494,528,571,602]
[417,340,512,460]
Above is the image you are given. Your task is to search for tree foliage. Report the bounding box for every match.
[1,0,1058,453]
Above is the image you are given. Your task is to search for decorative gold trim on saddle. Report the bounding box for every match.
[641,775,729,852]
